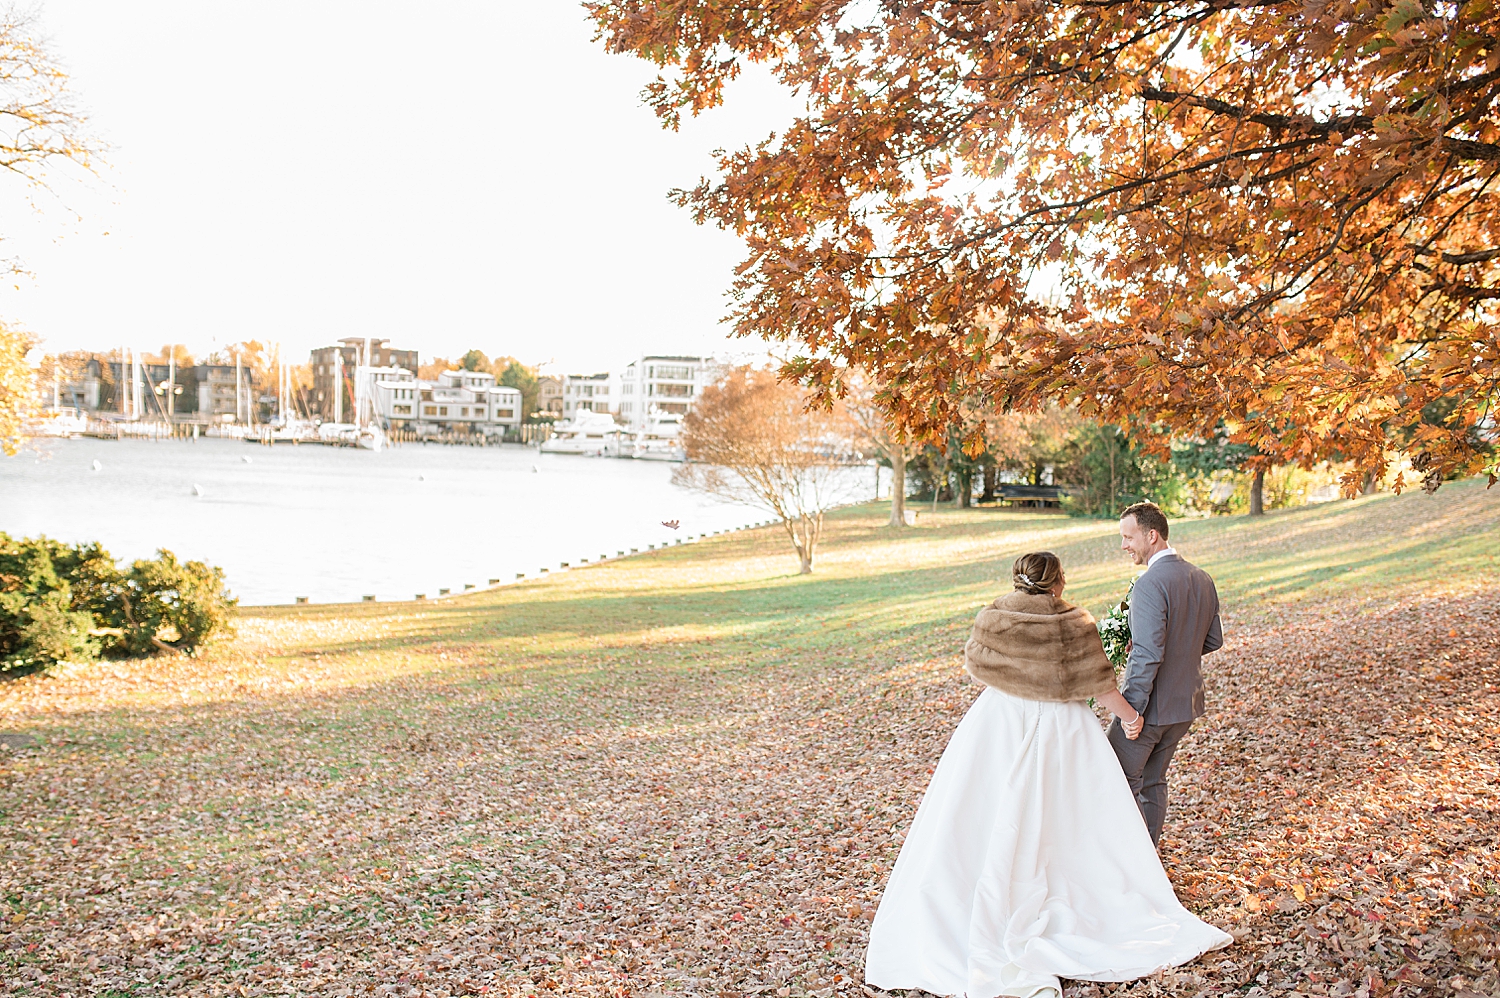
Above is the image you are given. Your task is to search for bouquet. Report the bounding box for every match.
[1097,577,1136,675]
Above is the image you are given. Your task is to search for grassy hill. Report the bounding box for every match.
[2,477,1497,997]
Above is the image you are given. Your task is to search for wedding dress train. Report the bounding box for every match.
[865,687,1231,998]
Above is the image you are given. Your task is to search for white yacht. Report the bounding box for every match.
[30,407,89,437]
[629,411,687,461]
[263,417,318,443]
[316,422,360,445]
[539,410,625,456]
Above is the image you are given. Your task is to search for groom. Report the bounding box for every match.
[1110,501,1223,847]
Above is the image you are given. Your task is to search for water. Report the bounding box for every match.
[0,437,811,605]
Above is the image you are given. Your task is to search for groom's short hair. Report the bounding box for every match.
[1121,501,1169,541]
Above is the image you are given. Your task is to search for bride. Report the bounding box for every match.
[865,551,1231,998]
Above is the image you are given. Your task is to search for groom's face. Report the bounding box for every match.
[1119,515,1157,565]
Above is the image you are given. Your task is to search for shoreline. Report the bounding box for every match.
[247,516,780,608]
[4,437,803,606]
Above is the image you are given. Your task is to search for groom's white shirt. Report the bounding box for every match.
[1147,546,1177,569]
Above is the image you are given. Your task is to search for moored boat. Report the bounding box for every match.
[539,410,625,456]
[29,408,89,438]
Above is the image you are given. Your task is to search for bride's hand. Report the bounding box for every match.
[1095,690,1145,739]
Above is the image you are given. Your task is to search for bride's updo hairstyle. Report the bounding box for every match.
[1012,551,1062,596]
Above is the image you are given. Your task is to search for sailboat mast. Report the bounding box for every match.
[332,348,342,424]
[131,347,142,419]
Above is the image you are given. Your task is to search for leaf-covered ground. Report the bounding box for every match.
[1,480,1497,997]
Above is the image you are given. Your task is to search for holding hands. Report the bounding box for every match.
[1096,689,1144,740]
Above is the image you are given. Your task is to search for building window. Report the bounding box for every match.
[652,365,693,380]
[656,383,692,397]
[395,405,411,415]
[497,409,513,419]
[423,406,437,416]
[460,407,469,417]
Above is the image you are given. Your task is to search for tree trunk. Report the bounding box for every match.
[887,448,907,527]
[953,469,970,508]
[1361,470,1378,495]
[1249,468,1265,516]
[1108,437,1118,516]
[981,464,997,502]
[799,513,818,573]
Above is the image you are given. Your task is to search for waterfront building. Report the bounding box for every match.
[50,357,102,412]
[562,372,616,417]
[536,375,563,417]
[614,355,710,433]
[370,368,522,438]
[310,338,419,422]
[70,359,259,422]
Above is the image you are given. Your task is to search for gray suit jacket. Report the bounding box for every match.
[1122,553,1223,725]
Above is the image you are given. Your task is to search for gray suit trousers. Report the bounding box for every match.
[1108,718,1193,847]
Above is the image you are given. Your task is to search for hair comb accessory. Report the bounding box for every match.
[1017,573,1035,587]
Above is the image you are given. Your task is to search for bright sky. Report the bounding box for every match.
[0,2,794,375]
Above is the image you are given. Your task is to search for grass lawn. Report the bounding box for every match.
[2,477,1498,997]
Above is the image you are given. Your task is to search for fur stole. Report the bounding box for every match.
[963,591,1118,702]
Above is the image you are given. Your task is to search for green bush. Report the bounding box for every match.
[0,535,99,669]
[113,550,235,657]
[0,533,235,669]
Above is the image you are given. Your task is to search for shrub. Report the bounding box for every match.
[0,534,99,669]
[115,550,235,656]
[0,533,235,669]
[0,587,99,669]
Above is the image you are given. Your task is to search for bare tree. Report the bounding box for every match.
[0,8,101,454]
[0,8,98,231]
[840,369,913,527]
[674,366,865,574]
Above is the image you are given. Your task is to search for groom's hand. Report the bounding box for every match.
[1123,713,1144,739]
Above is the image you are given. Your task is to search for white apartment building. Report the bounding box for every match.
[370,368,522,437]
[562,372,615,417]
[614,355,710,432]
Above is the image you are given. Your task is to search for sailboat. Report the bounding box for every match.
[352,338,386,451]
[356,423,386,451]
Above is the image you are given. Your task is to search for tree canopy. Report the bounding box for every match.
[590,0,1500,491]
[0,322,32,456]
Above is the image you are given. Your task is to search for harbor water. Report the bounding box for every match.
[0,437,834,605]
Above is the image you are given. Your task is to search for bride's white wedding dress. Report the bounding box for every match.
[865,687,1232,998]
